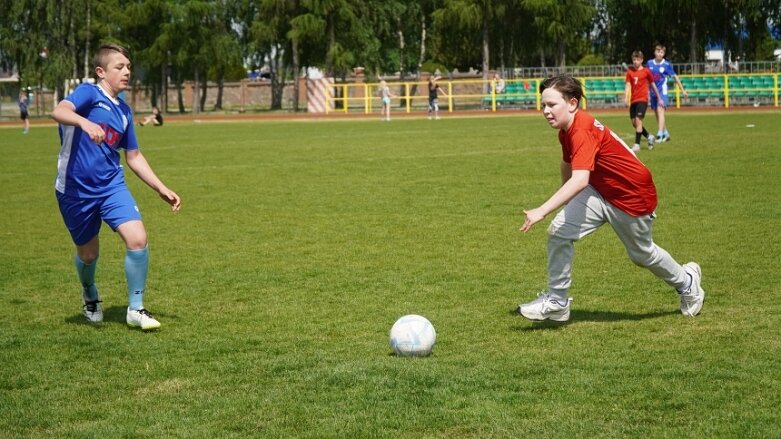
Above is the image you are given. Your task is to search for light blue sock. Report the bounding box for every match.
[664,129,670,137]
[125,247,149,310]
[75,255,99,301]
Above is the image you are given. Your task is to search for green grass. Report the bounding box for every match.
[1,111,780,438]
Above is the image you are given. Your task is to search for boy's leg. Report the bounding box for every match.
[546,186,608,301]
[605,206,687,289]
[57,191,104,322]
[518,186,607,322]
[75,236,103,322]
[102,190,160,330]
[116,220,149,310]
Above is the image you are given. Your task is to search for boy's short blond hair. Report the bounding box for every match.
[93,44,130,71]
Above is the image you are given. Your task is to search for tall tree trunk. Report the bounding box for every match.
[292,37,300,111]
[193,70,200,113]
[215,73,224,110]
[482,18,490,93]
[200,73,208,111]
[690,16,698,73]
[325,13,335,76]
[397,19,406,103]
[408,14,426,108]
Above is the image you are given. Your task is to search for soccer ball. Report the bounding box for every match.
[389,314,436,357]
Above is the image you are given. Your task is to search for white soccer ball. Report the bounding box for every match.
[389,314,436,357]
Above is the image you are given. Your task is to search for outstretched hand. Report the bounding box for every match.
[159,189,181,212]
[520,208,545,233]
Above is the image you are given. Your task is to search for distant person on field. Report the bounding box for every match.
[427,75,447,120]
[51,43,181,331]
[139,106,164,127]
[517,74,704,323]
[625,50,661,152]
[19,91,29,134]
[378,80,396,122]
[646,43,688,143]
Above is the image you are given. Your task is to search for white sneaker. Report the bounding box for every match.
[647,135,655,150]
[679,262,705,316]
[82,293,103,323]
[518,292,572,322]
[631,144,641,152]
[127,308,161,330]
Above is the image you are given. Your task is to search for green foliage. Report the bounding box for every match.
[577,53,608,66]
[1,112,780,436]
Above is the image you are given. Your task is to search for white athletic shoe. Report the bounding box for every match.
[631,144,641,152]
[679,262,705,317]
[647,135,655,150]
[127,308,161,330]
[82,294,103,323]
[518,292,572,322]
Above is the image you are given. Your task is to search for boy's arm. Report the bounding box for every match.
[650,81,663,105]
[674,75,688,98]
[51,100,106,144]
[520,164,589,233]
[125,149,181,211]
[624,81,631,105]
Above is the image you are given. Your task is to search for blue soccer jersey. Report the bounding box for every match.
[55,84,138,198]
[646,59,677,97]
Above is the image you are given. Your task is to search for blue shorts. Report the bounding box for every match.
[649,94,669,110]
[56,189,142,245]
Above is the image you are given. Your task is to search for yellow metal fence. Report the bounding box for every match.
[324,74,780,114]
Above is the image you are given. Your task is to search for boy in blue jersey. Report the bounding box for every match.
[52,44,181,330]
[646,44,688,143]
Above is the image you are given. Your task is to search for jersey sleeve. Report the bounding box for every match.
[566,128,598,171]
[121,104,139,151]
[666,62,677,76]
[65,84,97,116]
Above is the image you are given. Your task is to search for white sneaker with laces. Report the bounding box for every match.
[631,143,641,152]
[82,294,103,323]
[647,135,655,150]
[679,262,705,316]
[127,308,161,330]
[518,292,572,322]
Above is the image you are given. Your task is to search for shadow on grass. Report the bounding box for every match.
[510,307,679,331]
[65,305,177,329]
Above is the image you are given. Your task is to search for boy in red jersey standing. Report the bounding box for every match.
[517,74,704,322]
[625,50,661,151]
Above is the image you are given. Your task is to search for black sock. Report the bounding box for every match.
[635,132,642,144]
[642,128,649,138]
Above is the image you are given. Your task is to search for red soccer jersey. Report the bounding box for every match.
[558,111,658,216]
[625,67,655,104]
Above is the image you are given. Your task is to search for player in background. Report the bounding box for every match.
[625,50,661,152]
[646,43,688,143]
[378,80,396,122]
[517,74,704,322]
[19,91,30,134]
[138,106,164,127]
[51,44,181,330]
[427,75,448,120]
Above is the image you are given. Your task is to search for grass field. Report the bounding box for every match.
[1,110,780,438]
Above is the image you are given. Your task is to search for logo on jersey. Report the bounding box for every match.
[96,102,112,112]
[98,123,122,149]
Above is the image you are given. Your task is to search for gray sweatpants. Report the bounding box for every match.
[546,185,688,300]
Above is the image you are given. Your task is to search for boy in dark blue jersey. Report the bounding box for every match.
[52,44,181,330]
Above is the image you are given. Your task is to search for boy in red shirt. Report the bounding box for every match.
[517,74,704,322]
[625,50,661,151]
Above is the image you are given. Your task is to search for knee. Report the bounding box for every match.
[78,250,99,264]
[627,247,656,267]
